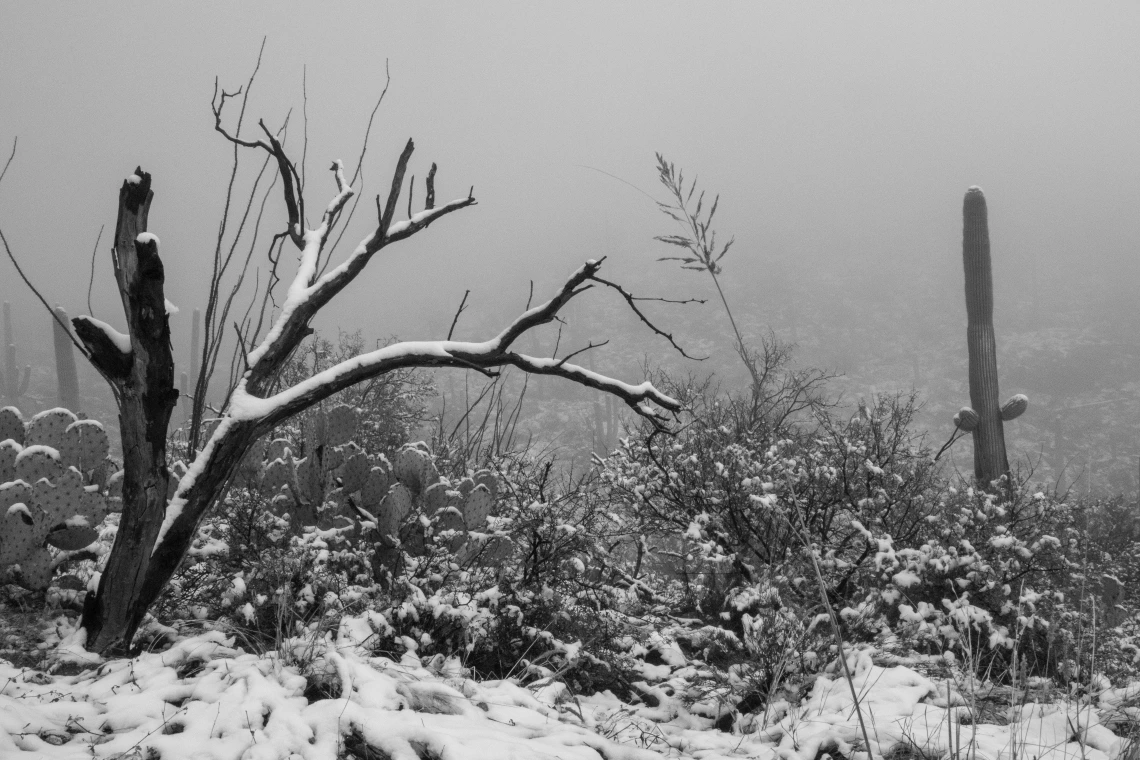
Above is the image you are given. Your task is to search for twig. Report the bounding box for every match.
[0,227,89,358]
[323,60,391,270]
[86,224,105,317]
[0,137,16,186]
[300,65,309,205]
[233,322,251,370]
[590,274,705,360]
[934,426,966,462]
[447,290,470,340]
[555,340,609,368]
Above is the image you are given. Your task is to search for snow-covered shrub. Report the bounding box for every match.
[603,373,1140,687]
[863,482,1140,684]
[364,448,645,691]
[157,487,377,647]
[158,437,643,693]
[603,390,939,620]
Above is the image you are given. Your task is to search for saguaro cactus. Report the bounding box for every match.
[956,187,1027,487]
[53,306,81,410]
[1,302,31,404]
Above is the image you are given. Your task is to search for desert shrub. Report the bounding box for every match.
[157,487,378,647]
[853,479,1140,684]
[156,421,646,693]
[603,386,939,617]
[603,356,1140,688]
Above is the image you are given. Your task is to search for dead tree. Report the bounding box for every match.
[52,118,683,652]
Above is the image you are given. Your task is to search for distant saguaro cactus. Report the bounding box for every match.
[53,306,81,410]
[955,187,1027,487]
[1,302,30,405]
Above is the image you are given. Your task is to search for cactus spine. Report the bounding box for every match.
[53,306,81,411]
[1,302,31,404]
[962,187,1009,486]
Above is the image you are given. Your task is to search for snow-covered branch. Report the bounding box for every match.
[240,136,476,391]
[227,259,681,433]
[73,315,133,379]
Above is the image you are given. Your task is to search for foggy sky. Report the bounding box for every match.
[2,3,1139,399]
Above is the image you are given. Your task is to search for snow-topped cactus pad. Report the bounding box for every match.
[0,407,23,445]
[25,408,78,450]
[59,419,110,472]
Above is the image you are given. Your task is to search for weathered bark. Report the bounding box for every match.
[962,187,1009,486]
[79,169,179,653]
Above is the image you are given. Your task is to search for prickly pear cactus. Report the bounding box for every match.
[0,407,121,590]
[253,404,371,528]
[253,414,515,574]
[366,443,513,572]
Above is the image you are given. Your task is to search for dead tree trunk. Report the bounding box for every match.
[75,170,179,651]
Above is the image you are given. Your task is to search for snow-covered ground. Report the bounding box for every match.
[1,615,1137,760]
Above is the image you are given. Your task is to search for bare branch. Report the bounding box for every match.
[554,340,609,368]
[73,316,132,379]
[0,227,91,360]
[488,259,602,351]
[589,274,705,360]
[322,61,391,272]
[232,321,251,370]
[447,289,470,340]
[86,225,105,318]
[425,163,437,210]
[258,120,304,244]
[380,138,415,236]
[300,65,309,202]
[212,90,268,150]
[0,136,15,186]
